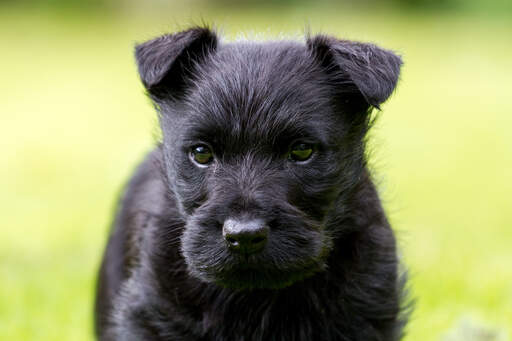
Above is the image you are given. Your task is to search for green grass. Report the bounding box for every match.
[0,5,511,340]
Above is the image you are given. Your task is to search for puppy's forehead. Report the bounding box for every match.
[183,41,335,143]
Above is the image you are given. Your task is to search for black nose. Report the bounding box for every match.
[223,218,268,254]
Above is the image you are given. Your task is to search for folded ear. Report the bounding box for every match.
[307,35,402,110]
[135,27,218,99]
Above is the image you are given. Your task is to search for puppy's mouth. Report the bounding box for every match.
[187,240,332,290]
[211,258,327,290]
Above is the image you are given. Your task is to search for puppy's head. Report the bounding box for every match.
[135,27,402,289]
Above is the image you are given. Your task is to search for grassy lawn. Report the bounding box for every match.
[0,4,511,340]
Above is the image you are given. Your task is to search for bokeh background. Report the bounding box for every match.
[1,0,511,340]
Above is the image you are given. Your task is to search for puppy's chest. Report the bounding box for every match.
[198,295,343,341]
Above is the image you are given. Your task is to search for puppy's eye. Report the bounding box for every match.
[289,143,314,162]
[190,145,214,165]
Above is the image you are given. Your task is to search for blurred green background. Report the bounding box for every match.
[0,0,511,340]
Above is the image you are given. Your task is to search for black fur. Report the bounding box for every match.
[95,27,409,341]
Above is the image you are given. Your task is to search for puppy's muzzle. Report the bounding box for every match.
[222,218,268,255]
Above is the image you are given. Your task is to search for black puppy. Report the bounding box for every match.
[95,27,409,341]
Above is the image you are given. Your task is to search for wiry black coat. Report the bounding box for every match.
[95,27,409,341]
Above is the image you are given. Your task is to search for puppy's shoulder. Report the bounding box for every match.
[95,146,170,335]
[109,146,171,273]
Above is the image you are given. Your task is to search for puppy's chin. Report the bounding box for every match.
[212,264,326,290]
[185,253,329,290]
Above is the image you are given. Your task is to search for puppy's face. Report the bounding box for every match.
[169,44,345,289]
[135,28,401,289]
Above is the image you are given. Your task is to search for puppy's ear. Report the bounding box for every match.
[307,35,402,110]
[135,27,218,99]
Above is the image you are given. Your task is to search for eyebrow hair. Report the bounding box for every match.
[180,111,330,156]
